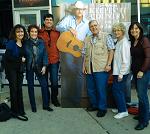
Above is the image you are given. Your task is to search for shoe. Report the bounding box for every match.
[86,107,98,112]
[135,123,148,130]
[112,109,118,113]
[133,115,139,120]
[52,100,60,107]
[96,110,107,117]
[16,115,28,121]
[32,108,37,113]
[114,112,128,119]
[11,113,28,121]
[43,107,53,112]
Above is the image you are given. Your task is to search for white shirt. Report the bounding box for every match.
[113,36,131,78]
[56,15,90,41]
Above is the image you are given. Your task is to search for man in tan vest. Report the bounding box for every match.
[83,20,115,117]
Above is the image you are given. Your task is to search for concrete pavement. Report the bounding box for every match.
[0,86,150,134]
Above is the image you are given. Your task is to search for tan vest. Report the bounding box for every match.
[84,32,109,74]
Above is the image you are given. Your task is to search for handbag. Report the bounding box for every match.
[0,103,28,122]
[0,103,11,122]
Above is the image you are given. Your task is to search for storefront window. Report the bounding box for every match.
[140,0,150,38]
[20,14,36,29]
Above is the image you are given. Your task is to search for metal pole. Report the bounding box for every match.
[137,0,140,23]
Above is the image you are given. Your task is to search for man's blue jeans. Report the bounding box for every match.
[47,62,59,102]
[112,75,128,113]
[86,72,109,110]
[135,70,150,125]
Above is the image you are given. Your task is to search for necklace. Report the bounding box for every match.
[16,42,22,47]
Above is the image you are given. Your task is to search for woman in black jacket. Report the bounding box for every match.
[5,24,28,121]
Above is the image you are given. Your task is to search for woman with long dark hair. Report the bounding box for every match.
[128,22,150,130]
[4,24,28,121]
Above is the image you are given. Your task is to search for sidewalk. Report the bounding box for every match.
[0,86,150,134]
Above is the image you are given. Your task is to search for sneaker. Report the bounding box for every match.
[114,112,128,119]
[112,109,118,113]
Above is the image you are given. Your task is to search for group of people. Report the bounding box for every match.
[3,0,150,131]
[83,19,150,130]
[4,14,60,120]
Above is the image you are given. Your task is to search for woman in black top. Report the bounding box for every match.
[4,24,28,121]
[128,22,150,130]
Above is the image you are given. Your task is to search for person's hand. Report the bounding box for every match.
[82,66,87,74]
[41,66,46,75]
[69,28,77,37]
[118,75,123,82]
[22,57,26,62]
[104,65,111,72]
[137,71,144,79]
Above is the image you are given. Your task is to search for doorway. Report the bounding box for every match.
[0,0,13,48]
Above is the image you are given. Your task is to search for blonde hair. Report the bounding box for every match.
[112,22,126,34]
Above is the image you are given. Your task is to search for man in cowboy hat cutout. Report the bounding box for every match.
[56,1,90,107]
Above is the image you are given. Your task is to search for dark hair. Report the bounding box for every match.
[43,14,54,21]
[128,22,143,44]
[9,24,27,41]
[28,24,39,34]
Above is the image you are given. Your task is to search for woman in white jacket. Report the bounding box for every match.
[112,23,131,119]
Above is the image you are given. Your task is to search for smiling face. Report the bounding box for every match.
[15,28,24,41]
[44,17,53,29]
[89,20,100,36]
[113,28,124,40]
[130,24,140,39]
[74,8,84,18]
[29,28,38,39]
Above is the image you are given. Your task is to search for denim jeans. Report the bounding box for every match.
[112,75,128,113]
[124,73,132,103]
[86,72,109,110]
[47,62,59,102]
[26,69,49,110]
[60,53,84,107]
[135,70,150,125]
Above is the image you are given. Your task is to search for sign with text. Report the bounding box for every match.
[85,3,131,33]
[13,0,49,8]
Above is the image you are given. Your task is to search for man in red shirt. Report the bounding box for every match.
[38,14,60,107]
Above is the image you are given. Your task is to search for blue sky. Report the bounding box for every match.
[52,0,92,6]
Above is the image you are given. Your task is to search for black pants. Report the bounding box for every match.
[6,68,25,115]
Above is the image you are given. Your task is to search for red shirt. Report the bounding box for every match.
[38,27,60,64]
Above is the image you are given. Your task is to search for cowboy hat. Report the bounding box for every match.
[71,1,87,9]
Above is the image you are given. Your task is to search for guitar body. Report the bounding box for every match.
[57,31,83,57]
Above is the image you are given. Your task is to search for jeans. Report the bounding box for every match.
[60,53,84,107]
[112,75,128,113]
[86,72,109,110]
[47,62,59,102]
[26,69,49,110]
[124,73,132,103]
[134,70,150,125]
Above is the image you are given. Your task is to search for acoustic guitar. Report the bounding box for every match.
[56,31,83,57]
